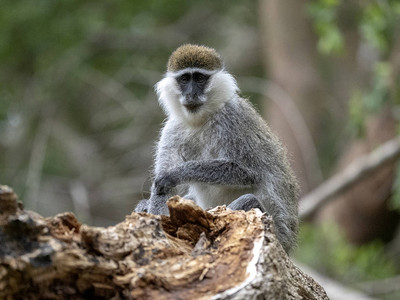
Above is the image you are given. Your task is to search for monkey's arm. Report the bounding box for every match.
[154,159,259,195]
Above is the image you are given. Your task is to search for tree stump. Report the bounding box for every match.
[0,185,328,299]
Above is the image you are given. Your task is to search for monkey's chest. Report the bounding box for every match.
[191,184,253,208]
[178,135,221,162]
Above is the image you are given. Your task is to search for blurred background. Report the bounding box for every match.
[1,0,400,298]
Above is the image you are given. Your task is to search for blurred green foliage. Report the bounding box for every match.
[361,1,400,52]
[309,0,400,213]
[363,62,392,111]
[309,0,400,132]
[308,0,344,55]
[296,222,396,283]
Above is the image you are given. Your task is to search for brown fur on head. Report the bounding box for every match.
[167,44,223,72]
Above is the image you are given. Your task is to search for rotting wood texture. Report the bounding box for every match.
[0,185,329,299]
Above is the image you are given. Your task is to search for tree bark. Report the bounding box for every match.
[0,185,328,300]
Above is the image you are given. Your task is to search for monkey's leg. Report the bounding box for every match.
[227,194,265,212]
[148,192,170,215]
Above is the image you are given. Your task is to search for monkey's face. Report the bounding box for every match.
[175,71,211,113]
[155,69,238,126]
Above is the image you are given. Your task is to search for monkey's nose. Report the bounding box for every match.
[183,102,203,112]
[182,95,203,112]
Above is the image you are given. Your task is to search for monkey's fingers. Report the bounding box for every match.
[154,175,178,195]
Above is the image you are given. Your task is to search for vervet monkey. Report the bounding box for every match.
[136,44,299,253]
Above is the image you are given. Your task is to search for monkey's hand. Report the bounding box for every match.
[135,199,149,212]
[154,172,179,195]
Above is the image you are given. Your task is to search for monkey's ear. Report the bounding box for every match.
[135,199,149,213]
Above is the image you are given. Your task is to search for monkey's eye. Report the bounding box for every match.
[193,72,209,83]
[177,74,190,84]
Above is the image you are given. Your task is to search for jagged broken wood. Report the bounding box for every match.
[0,185,328,299]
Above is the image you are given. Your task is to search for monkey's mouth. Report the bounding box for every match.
[183,103,203,112]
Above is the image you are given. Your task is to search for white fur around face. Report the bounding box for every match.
[155,69,239,127]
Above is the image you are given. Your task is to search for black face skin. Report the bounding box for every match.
[176,72,210,112]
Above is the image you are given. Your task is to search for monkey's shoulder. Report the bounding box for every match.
[212,98,275,141]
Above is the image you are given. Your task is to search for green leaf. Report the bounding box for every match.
[348,90,366,137]
[317,24,344,54]
[307,0,344,56]
[363,62,391,111]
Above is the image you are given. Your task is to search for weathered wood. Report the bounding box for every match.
[0,185,328,299]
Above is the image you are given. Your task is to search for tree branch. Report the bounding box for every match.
[300,136,400,219]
